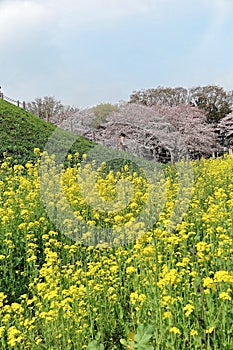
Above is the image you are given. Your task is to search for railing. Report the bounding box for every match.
[0,92,26,109]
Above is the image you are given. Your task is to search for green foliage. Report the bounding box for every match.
[0,99,94,165]
[86,340,104,350]
[86,333,105,350]
[91,103,119,128]
[120,324,154,349]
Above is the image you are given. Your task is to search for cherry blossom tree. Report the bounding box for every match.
[87,104,218,161]
[60,107,99,146]
[152,104,218,158]
[217,112,233,147]
[129,85,233,124]
[59,103,219,162]
[51,105,80,126]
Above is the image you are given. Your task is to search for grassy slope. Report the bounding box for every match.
[0,99,94,164]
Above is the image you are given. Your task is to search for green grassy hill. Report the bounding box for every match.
[0,99,94,164]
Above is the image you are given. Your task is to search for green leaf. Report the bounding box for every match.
[86,340,104,350]
[134,324,154,348]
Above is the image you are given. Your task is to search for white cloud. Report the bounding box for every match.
[0,0,54,46]
[1,0,229,44]
[0,0,165,50]
[1,0,222,49]
[0,0,164,36]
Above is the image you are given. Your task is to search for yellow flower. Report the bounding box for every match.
[214,270,233,283]
[138,293,147,303]
[219,292,231,301]
[114,215,124,224]
[126,266,137,274]
[183,303,194,316]
[130,292,139,305]
[190,329,198,336]
[35,337,43,345]
[205,327,215,334]
[7,326,21,347]
[33,147,40,154]
[170,327,180,334]
[0,326,5,337]
[162,311,172,319]
[130,292,147,305]
[203,277,215,289]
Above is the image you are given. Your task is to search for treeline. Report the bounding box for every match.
[129,85,233,124]
[26,85,233,162]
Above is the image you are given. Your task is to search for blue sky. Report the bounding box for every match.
[1,0,233,107]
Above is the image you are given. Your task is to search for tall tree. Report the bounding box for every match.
[26,96,64,122]
[216,112,233,147]
[189,85,232,123]
[153,104,218,158]
[129,86,189,106]
[129,85,233,124]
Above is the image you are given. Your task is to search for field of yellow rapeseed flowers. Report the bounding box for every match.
[1,150,233,349]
